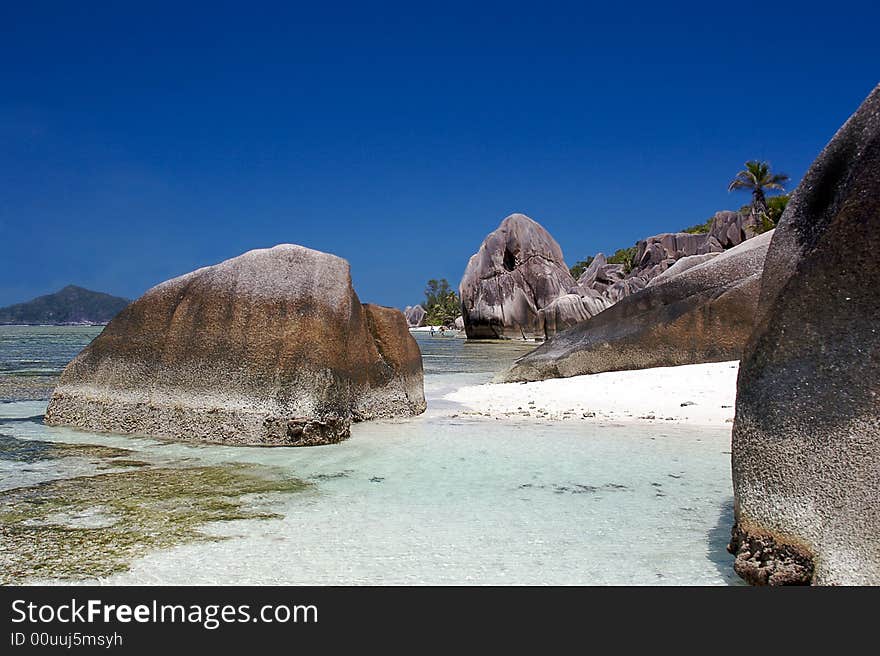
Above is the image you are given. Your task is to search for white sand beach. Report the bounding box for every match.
[445,360,740,426]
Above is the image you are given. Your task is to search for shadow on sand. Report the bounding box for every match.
[708,497,744,585]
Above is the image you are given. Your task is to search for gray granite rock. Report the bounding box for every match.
[634,232,723,270]
[709,210,759,248]
[647,252,720,287]
[460,213,602,339]
[45,244,426,446]
[730,84,880,585]
[404,304,427,328]
[499,230,772,382]
[539,293,612,339]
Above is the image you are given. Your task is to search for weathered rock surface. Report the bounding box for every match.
[539,293,612,339]
[709,210,759,248]
[453,315,464,331]
[499,230,772,382]
[404,304,427,328]
[634,232,724,270]
[646,252,720,287]
[730,84,880,585]
[576,213,761,307]
[459,213,604,340]
[45,244,426,446]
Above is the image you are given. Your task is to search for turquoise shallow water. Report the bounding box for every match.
[0,327,739,584]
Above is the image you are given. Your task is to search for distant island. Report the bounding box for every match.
[0,285,130,325]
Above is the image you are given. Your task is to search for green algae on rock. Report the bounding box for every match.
[0,463,309,584]
[0,433,134,463]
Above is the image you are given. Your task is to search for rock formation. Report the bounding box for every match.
[404,304,427,328]
[499,230,772,382]
[574,210,763,308]
[729,84,880,585]
[578,231,728,305]
[709,210,759,248]
[45,244,426,446]
[459,213,609,340]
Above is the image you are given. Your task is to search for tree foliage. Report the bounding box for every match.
[607,246,637,273]
[766,194,790,225]
[728,160,789,218]
[569,256,594,279]
[424,278,460,326]
[682,217,714,234]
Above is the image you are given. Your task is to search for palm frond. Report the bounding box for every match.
[728,170,757,192]
[729,160,789,194]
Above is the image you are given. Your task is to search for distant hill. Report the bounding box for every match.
[0,285,131,325]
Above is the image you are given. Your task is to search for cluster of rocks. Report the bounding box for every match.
[500,230,772,381]
[576,209,759,305]
[45,245,427,446]
[459,213,611,340]
[458,209,763,342]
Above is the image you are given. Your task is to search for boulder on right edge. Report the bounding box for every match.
[499,230,772,382]
[729,84,880,585]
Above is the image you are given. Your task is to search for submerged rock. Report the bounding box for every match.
[459,213,604,340]
[731,84,880,585]
[45,244,426,446]
[499,231,772,382]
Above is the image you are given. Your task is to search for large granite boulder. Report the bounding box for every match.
[45,244,426,446]
[646,252,720,287]
[499,230,772,382]
[634,232,723,270]
[404,304,427,328]
[539,293,612,339]
[459,213,601,340]
[729,84,880,585]
[576,230,729,306]
[709,210,759,248]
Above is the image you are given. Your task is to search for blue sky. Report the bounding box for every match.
[2,1,878,308]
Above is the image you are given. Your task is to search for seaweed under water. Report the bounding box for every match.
[0,451,309,583]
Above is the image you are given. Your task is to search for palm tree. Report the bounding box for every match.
[728,160,789,219]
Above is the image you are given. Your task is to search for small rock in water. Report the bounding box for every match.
[680,401,696,407]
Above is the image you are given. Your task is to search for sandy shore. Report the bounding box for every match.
[445,361,740,426]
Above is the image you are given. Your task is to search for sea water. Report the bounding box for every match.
[0,326,739,585]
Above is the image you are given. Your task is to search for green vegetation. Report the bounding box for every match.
[570,246,636,278]
[682,217,714,234]
[0,285,130,325]
[728,160,789,221]
[766,194,790,225]
[569,256,595,279]
[424,278,460,326]
[607,247,637,273]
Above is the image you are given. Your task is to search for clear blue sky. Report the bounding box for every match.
[2,1,878,308]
